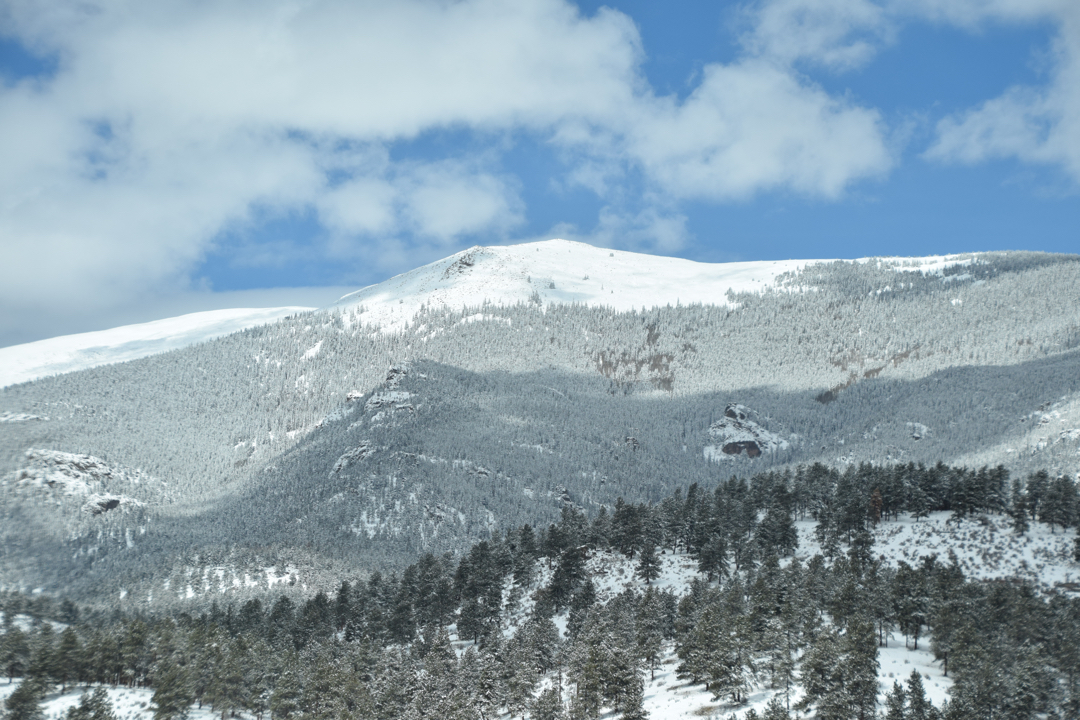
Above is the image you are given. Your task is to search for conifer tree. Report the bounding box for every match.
[531,685,565,720]
[761,697,790,720]
[4,679,46,720]
[885,680,907,720]
[151,660,194,720]
[697,535,729,582]
[65,688,117,720]
[619,676,648,720]
[1,626,30,681]
[635,543,661,585]
[907,669,932,720]
[54,627,83,691]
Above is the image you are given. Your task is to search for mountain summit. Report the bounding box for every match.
[333,239,814,331]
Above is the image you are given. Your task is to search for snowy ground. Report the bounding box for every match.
[493,547,956,720]
[794,511,1080,594]
[638,630,950,720]
[0,681,226,720]
[333,239,819,334]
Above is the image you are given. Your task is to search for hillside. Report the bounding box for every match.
[2,488,1078,720]
[0,307,311,388]
[0,241,1079,605]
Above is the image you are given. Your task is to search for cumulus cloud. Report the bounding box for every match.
[626,59,891,201]
[0,0,908,344]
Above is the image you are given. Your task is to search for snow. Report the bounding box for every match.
[880,255,975,276]
[871,511,1079,593]
[12,449,149,512]
[0,681,224,720]
[333,239,820,332]
[0,240,992,388]
[0,411,48,422]
[5,509,1069,720]
[0,307,312,388]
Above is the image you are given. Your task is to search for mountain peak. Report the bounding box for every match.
[332,239,816,331]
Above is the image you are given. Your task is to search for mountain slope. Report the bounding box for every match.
[0,239,978,388]
[1,242,1079,603]
[334,239,819,331]
[0,306,311,388]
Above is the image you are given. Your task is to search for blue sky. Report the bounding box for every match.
[1,0,1078,346]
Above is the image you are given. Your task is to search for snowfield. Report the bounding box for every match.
[0,307,311,388]
[333,239,818,333]
[0,681,225,720]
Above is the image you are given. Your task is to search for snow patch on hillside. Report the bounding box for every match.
[0,682,227,720]
[951,394,1080,478]
[0,411,48,422]
[0,307,312,388]
[9,449,150,513]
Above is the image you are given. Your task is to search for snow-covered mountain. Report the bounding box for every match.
[0,239,980,389]
[0,306,311,388]
[2,239,1079,605]
[334,239,819,331]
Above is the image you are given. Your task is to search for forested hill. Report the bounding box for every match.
[2,464,1079,720]
[1,245,1079,601]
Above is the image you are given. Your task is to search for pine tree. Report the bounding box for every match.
[206,638,247,720]
[761,697,790,720]
[798,617,879,720]
[619,676,648,720]
[1,626,30,681]
[697,535,729,582]
[690,605,753,706]
[65,688,118,720]
[151,660,195,720]
[636,587,665,680]
[531,685,565,720]
[845,618,881,720]
[4,679,46,720]
[907,669,932,720]
[505,637,537,719]
[885,680,907,720]
[54,627,83,691]
[635,543,661,585]
[268,666,303,720]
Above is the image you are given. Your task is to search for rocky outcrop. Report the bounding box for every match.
[704,404,788,460]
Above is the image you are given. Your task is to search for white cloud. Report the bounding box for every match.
[742,0,891,71]
[916,1,1080,182]
[0,0,901,344]
[536,206,691,255]
[626,59,892,201]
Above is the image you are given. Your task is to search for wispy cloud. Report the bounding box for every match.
[921,1,1080,182]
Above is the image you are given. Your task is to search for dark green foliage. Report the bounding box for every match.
[64,688,117,720]
[1,627,30,681]
[531,685,565,720]
[4,680,46,720]
[151,660,194,720]
[635,543,661,584]
[797,617,879,720]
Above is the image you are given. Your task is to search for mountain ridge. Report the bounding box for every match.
[1,239,983,388]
